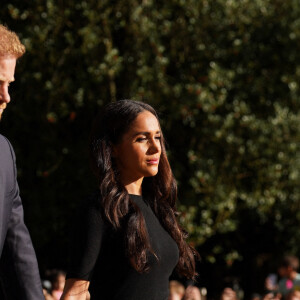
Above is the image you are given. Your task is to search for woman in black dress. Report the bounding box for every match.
[61,100,198,300]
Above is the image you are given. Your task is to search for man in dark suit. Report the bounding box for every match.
[0,24,44,299]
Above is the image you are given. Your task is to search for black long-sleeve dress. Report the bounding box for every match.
[66,191,179,300]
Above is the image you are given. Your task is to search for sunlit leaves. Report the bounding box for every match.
[0,0,299,268]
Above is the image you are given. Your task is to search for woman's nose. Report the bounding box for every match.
[149,138,161,154]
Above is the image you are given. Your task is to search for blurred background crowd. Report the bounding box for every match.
[41,255,300,300]
[0,0,299,299]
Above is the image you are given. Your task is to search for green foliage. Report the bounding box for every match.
[0,0,299,286]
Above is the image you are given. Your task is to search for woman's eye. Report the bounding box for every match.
[155,136,161,140]
[136,137,147,142]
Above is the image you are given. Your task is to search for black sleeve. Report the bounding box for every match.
[66,194,106,281]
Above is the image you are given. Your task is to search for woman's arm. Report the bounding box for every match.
[62,195,104,300]
[60,279,90,300]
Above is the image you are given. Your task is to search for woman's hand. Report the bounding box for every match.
[60,279,90,300]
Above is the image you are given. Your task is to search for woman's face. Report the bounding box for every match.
[113,110,162,183]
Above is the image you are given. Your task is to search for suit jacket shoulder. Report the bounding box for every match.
[0,134,14,152]
[0,134,16,165]
[0,134,16,198]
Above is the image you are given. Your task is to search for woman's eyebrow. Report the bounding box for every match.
[132,131,161,137]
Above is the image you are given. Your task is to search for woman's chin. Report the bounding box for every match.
[144,169,159,177]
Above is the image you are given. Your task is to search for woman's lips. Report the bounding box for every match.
[146,159,159,165]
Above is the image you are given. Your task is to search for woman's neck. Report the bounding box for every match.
[123,177,144,195]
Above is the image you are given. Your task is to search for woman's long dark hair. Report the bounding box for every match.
[90,99,198,279]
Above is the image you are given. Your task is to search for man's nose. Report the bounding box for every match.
[0,85,11,103]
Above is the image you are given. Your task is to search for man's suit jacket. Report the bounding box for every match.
[0,134,44,299]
